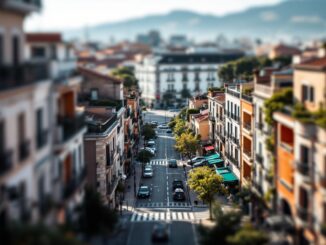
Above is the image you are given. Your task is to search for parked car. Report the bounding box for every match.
[172,179,184,191]
[146,140,155,147]
[168,159,178,168]
[192,160,208,168]
[173,188,186,201]
[166,129,172,134]
[151,222,170,242]
[143,166,153,178]
[187,156,206,165]
[137,185,150,198]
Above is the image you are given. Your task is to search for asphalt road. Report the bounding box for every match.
[126,109,197,245]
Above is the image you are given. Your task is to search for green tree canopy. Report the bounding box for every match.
[142,123,156,141]
[199,203,242,245]
[111,67,138,88]
[188,167,226,219]
[175,132,200,159]
[227,224,269,245]
[76,188,118,237]
[137,149,154,164]
[173,118,189,136]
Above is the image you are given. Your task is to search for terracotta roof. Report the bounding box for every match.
[79,66,123,84]
[213,94,225,103]
[295,57,326,71]
[195,114,208,122]
[26,33,62,43]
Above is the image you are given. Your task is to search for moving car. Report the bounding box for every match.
[172,179,184,191]
[187,156,206,165]
[173,188,186,201]
[158,124,169,129]
[168,159,178,168]
[137,185,150,198]
[143,166,153,178]
[151,222,170,242]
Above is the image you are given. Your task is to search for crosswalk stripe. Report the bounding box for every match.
[189,212,195,220]
[131,213,136,222]
[177,212,183,220]
[136,213,142,221]
[160,213,165,220]
[143,213,148,220]
[172,212,177,220]
[154,213,159,220]
[183,212,188,220]
[166,212,170,221]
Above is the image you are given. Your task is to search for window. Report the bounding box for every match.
[299,186,308,209]
[300,145,309,164]
[36,108,44,149]
[18,113,25,143]
[195,71,200,82]
[90,88,99,101]
[182,72,188,82]
[12,36,20,66]
[168,84,174,91]
[0,34,3,65]
[50,44,57,60]
[195,82,200,91]
[0,120,4,153]
[183,83,187,90]
[301,85,314,103]
[31,47,46,59]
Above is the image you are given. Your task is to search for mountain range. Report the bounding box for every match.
[64,0,326,42]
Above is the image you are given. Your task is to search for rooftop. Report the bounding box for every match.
[26,33,62,43]
[295,57,326,71]
[85,111,118,135]
[79,66,123,84]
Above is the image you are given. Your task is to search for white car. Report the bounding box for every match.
[187,156,206,165]
[143,166,154,178]
[158,124,169,130]
[147,140,156,147]
[143,147,155,155]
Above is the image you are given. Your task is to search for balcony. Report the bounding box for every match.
[209,115,216,122]
[296,161,311,180]
[86,114,118,135]
[0,62,49,91]
[255,154,263,165]
[243,149,253,162]
[36,129,48,149]
[57,114,85,143]
[255,122,263,131]
[243,122,252,134]
[19,139,30,161]
[231,113,240,122]
[320,175,326,189]
[226,88,240,98]
[280,142,293,153]
[1,0,42,14]
[225,152,239,167]
[63,167,86,199]
[241,93,253,103]
[296,205,309,222]
[0,150,13,175]
[254,83,273,98]
[231,136,240,146]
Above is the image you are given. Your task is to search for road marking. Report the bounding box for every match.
[183,212,188,220]
[189,212,195,220]
[131,213,136,222]
[172,212,177,220]
[177,212,183,220]
[136,213,142,221]
[154,212,159,220]
[160,212,165,220]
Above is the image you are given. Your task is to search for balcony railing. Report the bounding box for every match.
[280,142,293,153]
[255,122,263,130]
[58,114,85,142]
[87,114,117,135]
[255,154,263,165]
[226,88,240,98]
[243,149,253,161]
[243,122,252,132]
[296,161,311,177]
[297,205,309,222]
[0,150,13,175]
[0,62,49,91]
[19,139,30,161]
[241,93,253,103]
[225,152,239,167]
[209,115,216,122]
[36,129,48,149]
[231,113,240,122]
[63,167,86,199]
[231,136,240,146]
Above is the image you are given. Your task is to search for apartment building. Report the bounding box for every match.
[188,94,208,109]
[136,51,243,108]
[0,0,52,224]
[252,68,293,208]
[274,57,326,244]
[224,82,253,179]
[240,92,254,187]
[207,89,225,154]
[79,68,126,208]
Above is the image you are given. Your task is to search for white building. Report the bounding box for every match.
[136,52,243,108]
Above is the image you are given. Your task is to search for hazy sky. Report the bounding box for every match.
[26,0,283,31]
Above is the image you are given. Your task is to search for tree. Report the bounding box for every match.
[111,67,138,88]
[218,63,235,83]
[173,118,188,136]
[76,188,118,237]
[175,132,200,159]
[227,224,269,245]
[142,123,156,142]
[137,149,154,165]
[199,203,242,245]
[180,88,191,99]
[188,167,226,220]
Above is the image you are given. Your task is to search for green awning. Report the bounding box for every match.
[208,158,224,168]
[216,167,238,183]
[205,153,220,160]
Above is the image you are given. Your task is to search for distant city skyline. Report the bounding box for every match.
[26,0,283,31]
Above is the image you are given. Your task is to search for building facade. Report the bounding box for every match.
[136,52,243,108]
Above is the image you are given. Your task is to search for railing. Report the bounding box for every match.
[255,122,264,130]
[0,150,13,175]
[0,62,49,91]
[231,136,240,146]
[226,88,240,98]
[296,161,311,177]
[243,122,252,132]
[209,115,216,122]
[280,142,293,153]
[320,175,326,189]
[63,167,86,199]
[19,139,30,161]
[225,152,239,166]
[241,93,253,103]
[255,83,273,97]
[243,149,252,160]
[58,114,85,142]
[36,129,48,149]
[296,205,309,222]
[87,114,117,135]
[231,113,240,122]
[252,181,263,195]
[255,154,263,165]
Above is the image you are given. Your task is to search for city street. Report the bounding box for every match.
[125,109,202,245]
